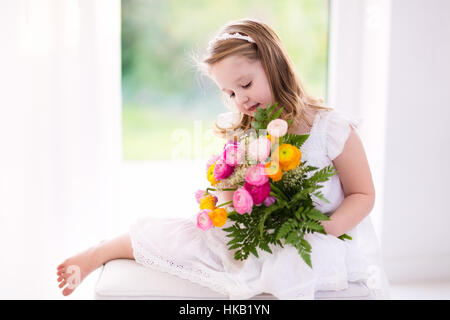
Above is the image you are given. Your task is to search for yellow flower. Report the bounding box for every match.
[199,195,216,211]
[207,162,218,186]
[265,161,283,181]
[208,207,228,227]
[273,144,302,171]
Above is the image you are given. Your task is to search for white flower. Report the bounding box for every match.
[267,119,288,138]
[217,112,241,129]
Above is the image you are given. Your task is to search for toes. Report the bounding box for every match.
[57,260,69,270]
[56,260,82,296]
[58,279,67,289]
[62,287,74,296]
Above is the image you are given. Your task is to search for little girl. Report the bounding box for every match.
[57,19,389,299]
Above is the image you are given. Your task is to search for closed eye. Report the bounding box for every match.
[242,81,252,89]
[229,82,252,98]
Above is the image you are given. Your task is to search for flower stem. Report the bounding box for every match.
[270,183,289,202]
[217,200,233,208]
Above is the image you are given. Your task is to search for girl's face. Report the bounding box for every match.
[209,55,273,116]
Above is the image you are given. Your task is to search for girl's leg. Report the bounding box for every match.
[56,232,134,296]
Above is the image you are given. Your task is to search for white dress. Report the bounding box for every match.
[129,109,390,300]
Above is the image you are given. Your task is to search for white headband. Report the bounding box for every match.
[208,32,255,49]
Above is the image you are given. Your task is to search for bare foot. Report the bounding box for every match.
[56,244,102,296]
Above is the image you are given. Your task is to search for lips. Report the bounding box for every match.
[248,103,260,112]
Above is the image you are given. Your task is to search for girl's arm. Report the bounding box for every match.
[321,126,376,237]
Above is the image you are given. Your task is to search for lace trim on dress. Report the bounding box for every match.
[131,236,234,297]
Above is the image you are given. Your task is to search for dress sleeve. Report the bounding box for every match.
[326,110,361,161]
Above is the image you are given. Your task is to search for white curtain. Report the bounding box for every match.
[0,0,121,299]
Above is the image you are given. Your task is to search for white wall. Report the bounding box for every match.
[329,0,450,283]
[381,0,450,282]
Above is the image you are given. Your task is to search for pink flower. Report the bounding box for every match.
[196,209,213,231]
[248,136,271,163]
[267,119,288,138]
[213,158,234,180]
[206,154,221,171]
[195,189,206,204]
[223,143,244,166]
[232,188,254,214]
[263,195,277,207]
[245,164,269,186]
[244,181,271,205]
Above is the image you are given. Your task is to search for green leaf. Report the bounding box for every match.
[338,234,353,241]
[249,246,259,258]
[226,238,241,246]
[303,165,319,173]
[266,102,279,119]
[305,208,330,221]
[300,250,312,268]
[300,239,312,253]
[259,242,273,254]
[302,220,325,233]
[294,206,304,220]
[254,110,265,122]
[283,133,309,148]
[228,243,242,250]
[270,107,284,121]
[266,103,276,116]
[251,121,262,131]
[286,231,299,245]
[234,251,244,261]
[288,187,316,207]
[276,219,295,240]
[308,165,337,184]
[313,191,330,204]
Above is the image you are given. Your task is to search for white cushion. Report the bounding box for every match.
[95,259,375,300]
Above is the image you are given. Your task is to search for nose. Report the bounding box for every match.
[235,92,249,106]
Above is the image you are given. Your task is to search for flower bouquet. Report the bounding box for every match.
[194,103,351,268]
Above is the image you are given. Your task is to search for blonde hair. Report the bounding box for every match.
[197,18,333,139]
